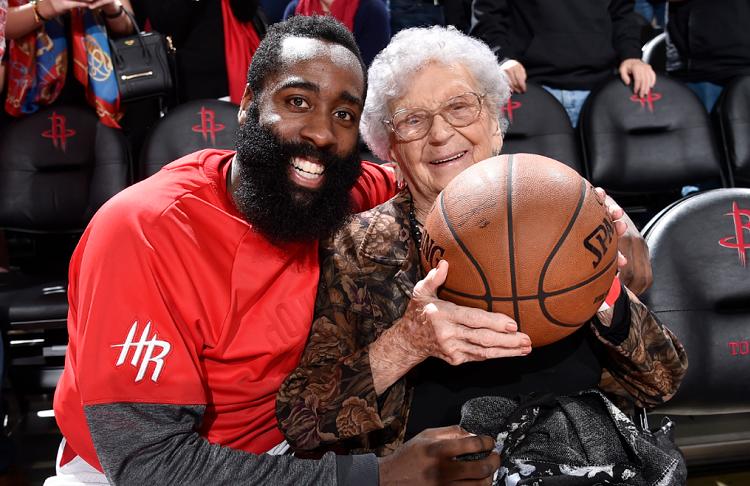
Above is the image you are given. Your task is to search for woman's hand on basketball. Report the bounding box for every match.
[369,260,531,395]
[597,188,653,295]
[405,260,531,365]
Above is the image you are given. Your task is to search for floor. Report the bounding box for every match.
[3,387,750,485]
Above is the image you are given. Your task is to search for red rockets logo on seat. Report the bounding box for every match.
[719,202,750,267]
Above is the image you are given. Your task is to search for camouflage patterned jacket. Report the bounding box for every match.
[276,191,688,457]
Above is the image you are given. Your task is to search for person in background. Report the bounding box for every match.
[3,0,134,128]
[45,15,500,486]
[387,0,444,36]
[259,0,285,24]
[635,0,665,28]
[665,0,750,113]
[283,0,390,67]
[135,0,265,105]
[470,0,656,127]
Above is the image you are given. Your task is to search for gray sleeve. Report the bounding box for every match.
[84,402,378,486]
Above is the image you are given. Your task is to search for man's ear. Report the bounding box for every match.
[238,84,255,125]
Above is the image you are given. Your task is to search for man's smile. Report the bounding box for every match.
[290,157,326,187]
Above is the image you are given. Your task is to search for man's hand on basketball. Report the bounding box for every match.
[378,425,500,486]
[597,188,653,295]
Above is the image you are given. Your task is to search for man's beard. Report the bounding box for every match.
[233,103,363,245]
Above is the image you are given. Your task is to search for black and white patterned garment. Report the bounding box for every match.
[459,390,687,486]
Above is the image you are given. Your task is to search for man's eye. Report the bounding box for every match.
[289,97,309,108]
[335,110,354,121]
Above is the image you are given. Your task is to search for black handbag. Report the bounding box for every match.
[108,9,175,103]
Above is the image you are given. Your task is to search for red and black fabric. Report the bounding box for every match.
[5,3,124,127]
[5,0,67,117]
[295,0,360,32]
[0,0,7,58]
[222,0,260,104]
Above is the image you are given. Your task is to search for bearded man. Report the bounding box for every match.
[47,15,501,486]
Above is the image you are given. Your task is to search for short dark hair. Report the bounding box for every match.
[246,15,367,100]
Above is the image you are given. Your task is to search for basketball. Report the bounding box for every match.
[420,153,618,348]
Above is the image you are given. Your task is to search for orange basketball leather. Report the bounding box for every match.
[420,153,618,347]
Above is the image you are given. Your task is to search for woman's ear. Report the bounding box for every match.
[387,146,404,182]
[491,115,504,155]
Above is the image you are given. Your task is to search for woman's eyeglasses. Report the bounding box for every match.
[384,92,485,141]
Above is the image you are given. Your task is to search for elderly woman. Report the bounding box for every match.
[276,26,687,458]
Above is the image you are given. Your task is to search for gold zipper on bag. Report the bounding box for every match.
[121,71,154,81]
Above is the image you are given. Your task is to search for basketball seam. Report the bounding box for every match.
[506,154,520,325]
[439,180,494,311]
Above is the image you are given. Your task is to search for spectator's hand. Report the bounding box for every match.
[500,59,527,93]
[378,425,500,486]
[89,0,126,17]
[597,188,652,295]
[41,0,124,17]
[403,260,531,366]
[40,0,93,17]
[369,260,530,394]
[619,58,656,99]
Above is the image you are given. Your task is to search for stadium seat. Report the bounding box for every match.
[0,104,130,406]
[642,32,666,74]
[500,82,583,173]
[139,99,240,180]
[639,188,750,468]
[578,74,726,227]
[713,75,750,187]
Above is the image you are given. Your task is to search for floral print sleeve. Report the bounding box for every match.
[276,194,418,456]
[593,287,688,410]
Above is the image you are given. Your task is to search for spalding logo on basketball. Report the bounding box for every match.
[420,153,618,348]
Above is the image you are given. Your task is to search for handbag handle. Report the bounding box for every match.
[108,8,150,62]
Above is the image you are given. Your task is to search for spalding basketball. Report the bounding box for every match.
[420,154,618,348]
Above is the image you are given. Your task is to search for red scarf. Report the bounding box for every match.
[5,2,123,127]
[221,0,261,104]
[295,0,360,32]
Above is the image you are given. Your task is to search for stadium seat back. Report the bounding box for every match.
[0,104,130,404]
[578,75,725,222]
[640,188,750,414]
[139,99,240,180]
[714,75,750,187]
[500,83,582,173]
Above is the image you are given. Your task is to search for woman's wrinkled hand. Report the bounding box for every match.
[370,260,531,395]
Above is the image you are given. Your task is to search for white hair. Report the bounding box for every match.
[361,25,511,161]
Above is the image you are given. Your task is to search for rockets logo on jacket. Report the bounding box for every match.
[112,320,172,383]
